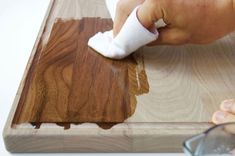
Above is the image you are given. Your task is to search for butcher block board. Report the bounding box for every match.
[3,0,235,153]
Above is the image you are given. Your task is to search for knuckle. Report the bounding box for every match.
[143,0,164,22]
[116,0,128,12]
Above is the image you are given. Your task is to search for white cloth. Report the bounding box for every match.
[105,0,167,28]
[105,0,119,21]
[88,5,159,59]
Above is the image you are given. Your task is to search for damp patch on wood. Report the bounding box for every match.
[12,18,149,130]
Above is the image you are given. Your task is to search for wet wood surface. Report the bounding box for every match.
[12,18,149,129]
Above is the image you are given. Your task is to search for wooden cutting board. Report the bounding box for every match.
[3,0,235,152]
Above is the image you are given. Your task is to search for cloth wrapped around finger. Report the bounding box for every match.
[88,1,159,59]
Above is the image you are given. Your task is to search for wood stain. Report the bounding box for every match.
[12,18,149,129]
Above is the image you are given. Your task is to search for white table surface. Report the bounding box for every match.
[0,0,185,155]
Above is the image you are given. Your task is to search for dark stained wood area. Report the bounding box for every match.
[12,18,149,129]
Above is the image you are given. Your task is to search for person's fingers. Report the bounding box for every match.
[220,99,235,114]
[137,0,161,30]
[212,111,235,124]
[137,0,186,46]
[148,27,191,45]
[113,0,144,37]
[113,5,129,36]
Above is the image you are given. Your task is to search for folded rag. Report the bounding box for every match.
[88,5,159,59]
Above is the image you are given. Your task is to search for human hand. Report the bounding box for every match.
[212,99,235,124]
[114,0,235,45]
[113,0,145,36]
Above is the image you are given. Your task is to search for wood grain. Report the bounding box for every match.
[4,0,235,153]
[12,18,149,129]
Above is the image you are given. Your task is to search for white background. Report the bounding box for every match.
[0,0,184,155]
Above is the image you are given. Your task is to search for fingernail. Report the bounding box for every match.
[215,111,226,123]
[223,101,233,111]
